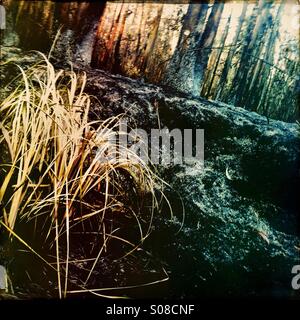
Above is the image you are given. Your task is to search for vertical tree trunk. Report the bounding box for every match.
[253,2,284,115]
[202,14,231,98]
[193,1,224,96]
[231,0,273,108]
[256,2,284,115]
[229,1,262,104]
[238,2,273,110]
[163,4,208,94]
[91,3,124,70]
[217,1,248,100]
[139,4,164,73]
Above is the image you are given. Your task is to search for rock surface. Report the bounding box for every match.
[80,65,300,297]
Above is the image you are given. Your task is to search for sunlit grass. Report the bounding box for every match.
[0,53,171,298]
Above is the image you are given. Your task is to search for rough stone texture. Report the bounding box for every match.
[80,65,300,297]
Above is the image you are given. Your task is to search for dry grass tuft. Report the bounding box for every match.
[0,53,171,298]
